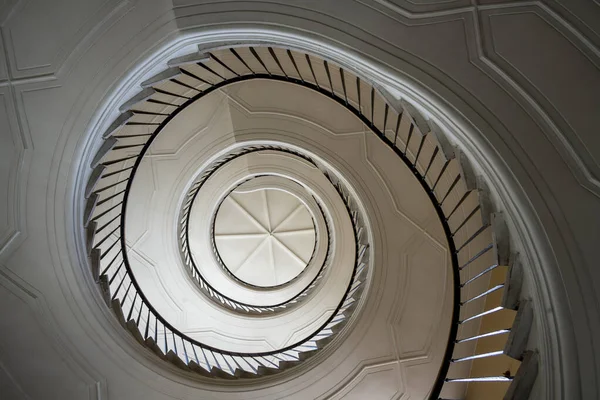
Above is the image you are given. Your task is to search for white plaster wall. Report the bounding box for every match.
[0,0,598,399]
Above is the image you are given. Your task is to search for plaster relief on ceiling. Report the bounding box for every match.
[365,133,445,248]
[0,87,27,261]
[279,308,336,348]
[214,187,316,287]
[222,79,365,136]
[376,0,471,14]
[485,8,600,191]
[368,0,600,197]
[0,0,18,23]
[127,246,185,321]
[390,239,448,358]
[0,360,26,400]
[0,30,7,81]
[178,327,277,353]
[124,157,155,247]
[148,92,228,157]
[5,1,595,391]
[1,0,128,78]
[0,267,99,400]
[328,361,403,400]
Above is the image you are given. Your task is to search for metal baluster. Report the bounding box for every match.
[93,178,129,194]
[455,328,510,344]
[451,205,480,236]
[125,121,161,126]
[144,308,151,338]
[455,224,489,253]
[120,281,133,306]
[100,166,133,179]
[100,237,120,259]
[394,111,402,145]
[460,285,504,306]
[170,78,201,92]
[370,87,375,124]
[268,47,288,77]
[324,61,334,94]
[340,68,348,105]
[249,47,271,75]
[461,264,499,287]
[413,133,427,167]
[102,154,138,167]
[127,293,138,320]
[136,302,143,325]
[146,98,179,107]
[356,77,361,113]
[459,243,493,270]
[95,214,120,234]
[110,273,128,300]
[431,159,451,192]
[305,55,319,89]
[287,50,303,82]
[196,61,226,81]
[229,48,255,74]
[108,261,125,285]
[446,190,473,221]
[459,306,503,324]
[129,110,169,116]
[209,52,240,77]
[439,175,461,206]
[153,87,191,99]
[96,190,126,206]
[404,123,414,154]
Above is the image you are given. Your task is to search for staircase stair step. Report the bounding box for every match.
[125,319,145,345]
[505,351,538,400]
[278,360,302,369]
[166,350,190,371]
[98,275,111,306]
[188,360,213,377]
[330,322,346,334]
[234,368,258,379]
[504,300,533,360]
[144,337,166,359]
[210,366,237,379]
[298,349,319,361]
[342,301,358,316]
[257,365,280,376]
[316,336,334,349]
[110,299,126,327]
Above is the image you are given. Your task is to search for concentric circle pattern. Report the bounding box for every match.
[83,44,515,397]
[214,186,316,287]
[181,146,355,315]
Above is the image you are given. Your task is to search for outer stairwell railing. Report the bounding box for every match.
[84,45,536,396]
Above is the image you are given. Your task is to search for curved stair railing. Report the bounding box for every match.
[84,45,536,396]
[87,152,367,378]
[178,145,339,315]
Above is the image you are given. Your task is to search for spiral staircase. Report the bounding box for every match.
[2,2,598,399]
[79,46,536,398]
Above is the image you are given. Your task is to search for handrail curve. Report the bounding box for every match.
[84,46,522,393]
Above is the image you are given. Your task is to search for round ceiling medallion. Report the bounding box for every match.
[214,187,317,287]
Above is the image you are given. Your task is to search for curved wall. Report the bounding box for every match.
[0,1,598,399]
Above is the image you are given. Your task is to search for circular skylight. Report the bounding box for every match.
[214,187,317,287]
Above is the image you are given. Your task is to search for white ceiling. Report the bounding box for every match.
[214,187,316,287]
[3,0,596,398]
